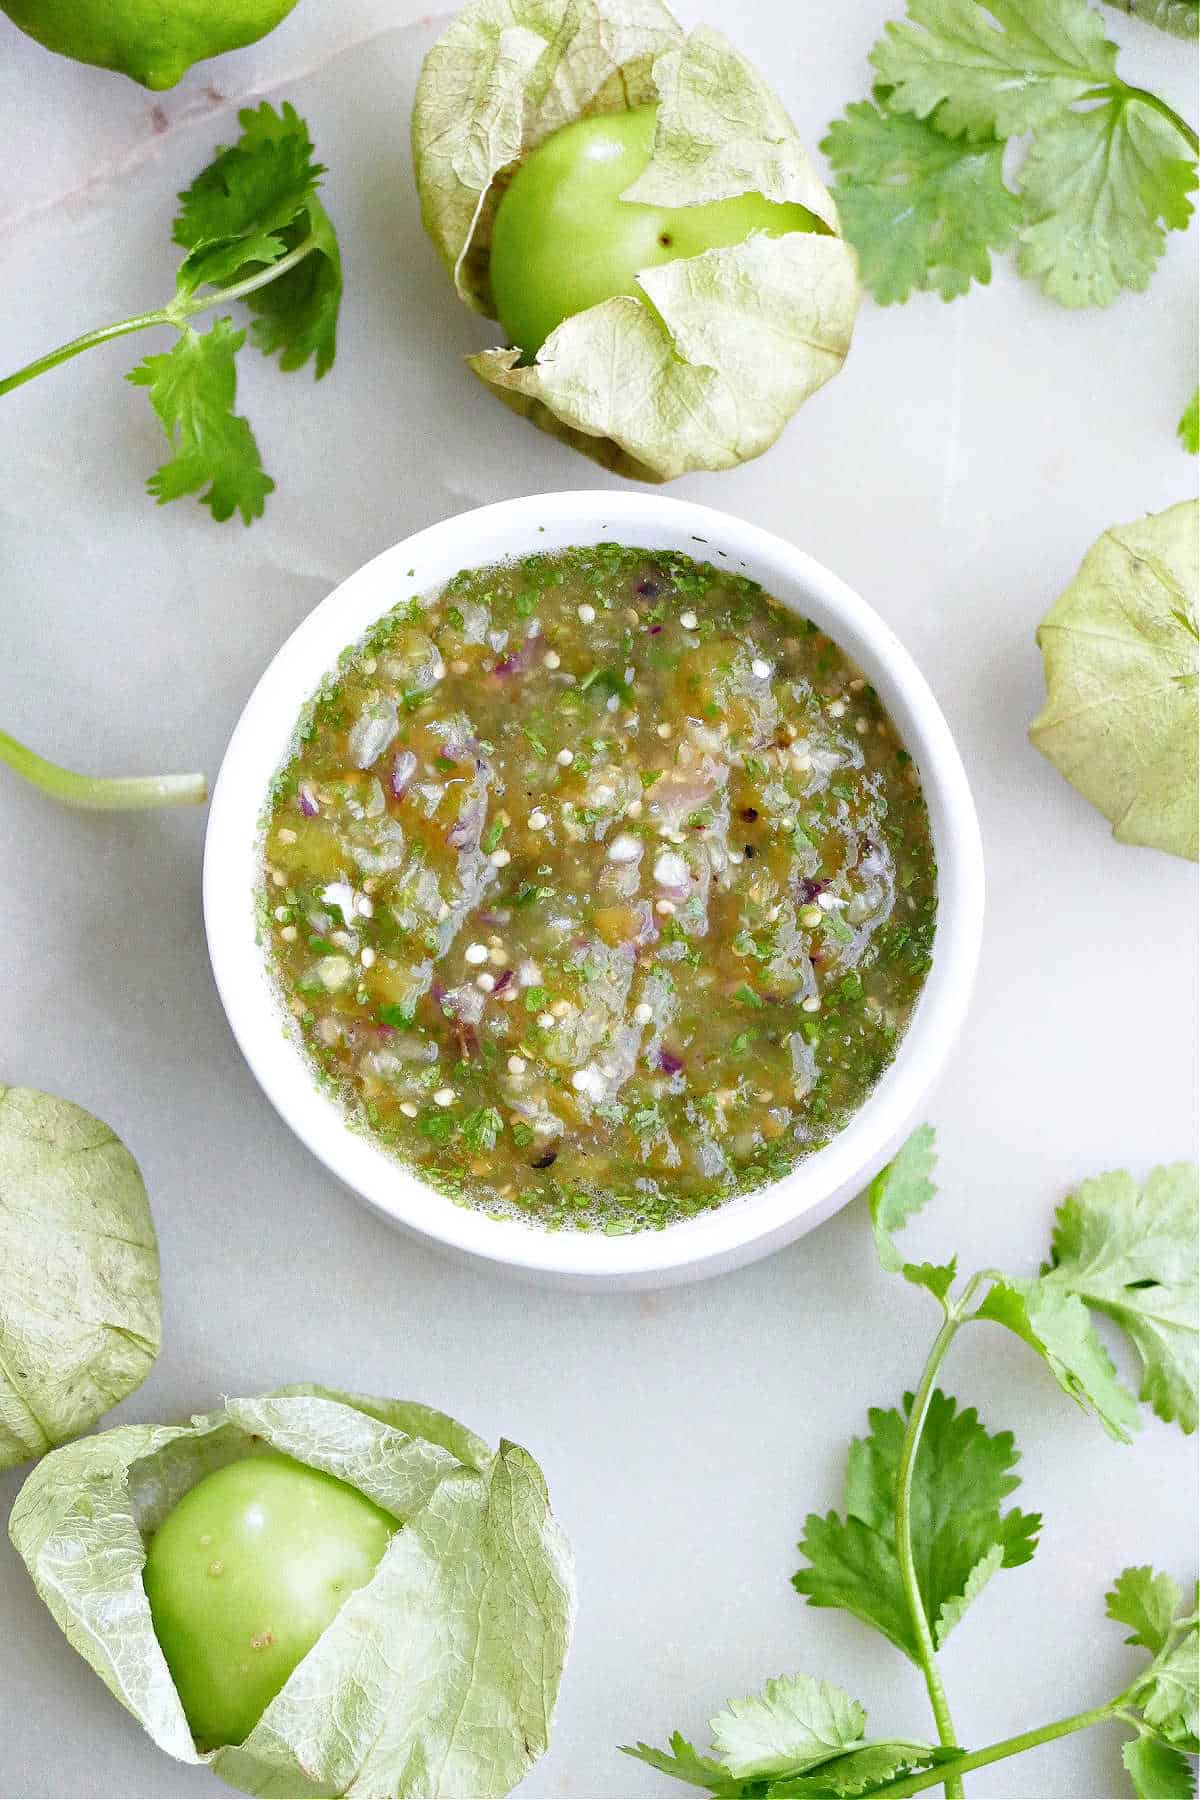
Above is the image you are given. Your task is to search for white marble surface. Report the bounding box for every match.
[0,3,1196,1796]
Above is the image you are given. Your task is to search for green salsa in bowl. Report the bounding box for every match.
[205,494,982,1287]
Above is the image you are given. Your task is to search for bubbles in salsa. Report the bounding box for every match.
[260,545,937,1232]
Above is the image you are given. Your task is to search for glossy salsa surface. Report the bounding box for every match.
[260,545,937,1232]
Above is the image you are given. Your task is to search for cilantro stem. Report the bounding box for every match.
[1080,82,1200,155]
[894,1273,988,1798]
[186,233,319,310]
[1124,86,1200,155]
[847,1692,1133,1800]
[0,233,320,399]
[0,310,171,397]
[0,728,206,810]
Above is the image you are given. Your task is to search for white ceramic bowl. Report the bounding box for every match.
[205,492,984,1290]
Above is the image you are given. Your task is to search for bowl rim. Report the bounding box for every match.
[203,490,984,1285]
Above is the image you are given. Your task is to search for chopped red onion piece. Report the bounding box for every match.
[446,788,487,848]
[440,732,481,763]
[656,1048,685,1075]
[491,634,543,678]
[297,782,319,817]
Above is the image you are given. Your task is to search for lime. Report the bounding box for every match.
[0,0,303,90]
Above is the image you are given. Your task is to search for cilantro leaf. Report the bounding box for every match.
[1142,1634,1200,1749]
[902,1259,959,1303]
[1180,387,1200,454]
[865,1125,935,1267]
[177,229,293,297]
[766,1742,952,1796]
[620,1734,750,1797]
[871,0,1120,140]
[173,102,342,377]
[1108,1567,1185,1656]
[174,101,323,256]
[794,1390,1040,1659]
[1104,1565,1200,1757]
[1017,96,1198,306]
[1121,1735,1197,1800]
[976,1276,1141,1440]
[126,320,273,525]
[796,1510,914,1658]
[833,0,1199,325]
[970,1161,1198,1439]
[709,1675,866,1780]
[822,93,1021,302]
[863,1127,957,1304]
[1041,1164,1199,1432]
[934,1541,1009,1645]
[624,1686,949,1797]
[244,194,342,378]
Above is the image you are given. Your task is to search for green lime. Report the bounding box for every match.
[0,0,304,90]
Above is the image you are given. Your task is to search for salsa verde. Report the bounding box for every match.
[261,545,937,1232]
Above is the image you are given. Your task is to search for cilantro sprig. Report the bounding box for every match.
[0,102,341,524]
[626,1131,1198,1800]
[823,0,1197,343]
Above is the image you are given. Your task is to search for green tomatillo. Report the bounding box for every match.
[143,1452,394,1748]
[0,0,303,90]
[489,104,823,359]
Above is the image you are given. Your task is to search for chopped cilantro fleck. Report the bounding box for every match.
[460,1106,503,1152]
[513,881,554,907]
[378,1004,414,1028]
[417,1111,454,1142]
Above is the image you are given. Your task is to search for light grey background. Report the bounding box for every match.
[1,3,1196,1796]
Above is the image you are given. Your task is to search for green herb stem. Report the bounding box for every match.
[0,729,206,811]
[192,233,318,309]
[1082,81,1200,155]
[1122,85,1199,155]
[0,310,171,397]
[857,1694,1131,1800]
[894,1297,972,1797]
[0,232,320,399]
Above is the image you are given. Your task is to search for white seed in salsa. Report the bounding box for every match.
[261,546,937,1233]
